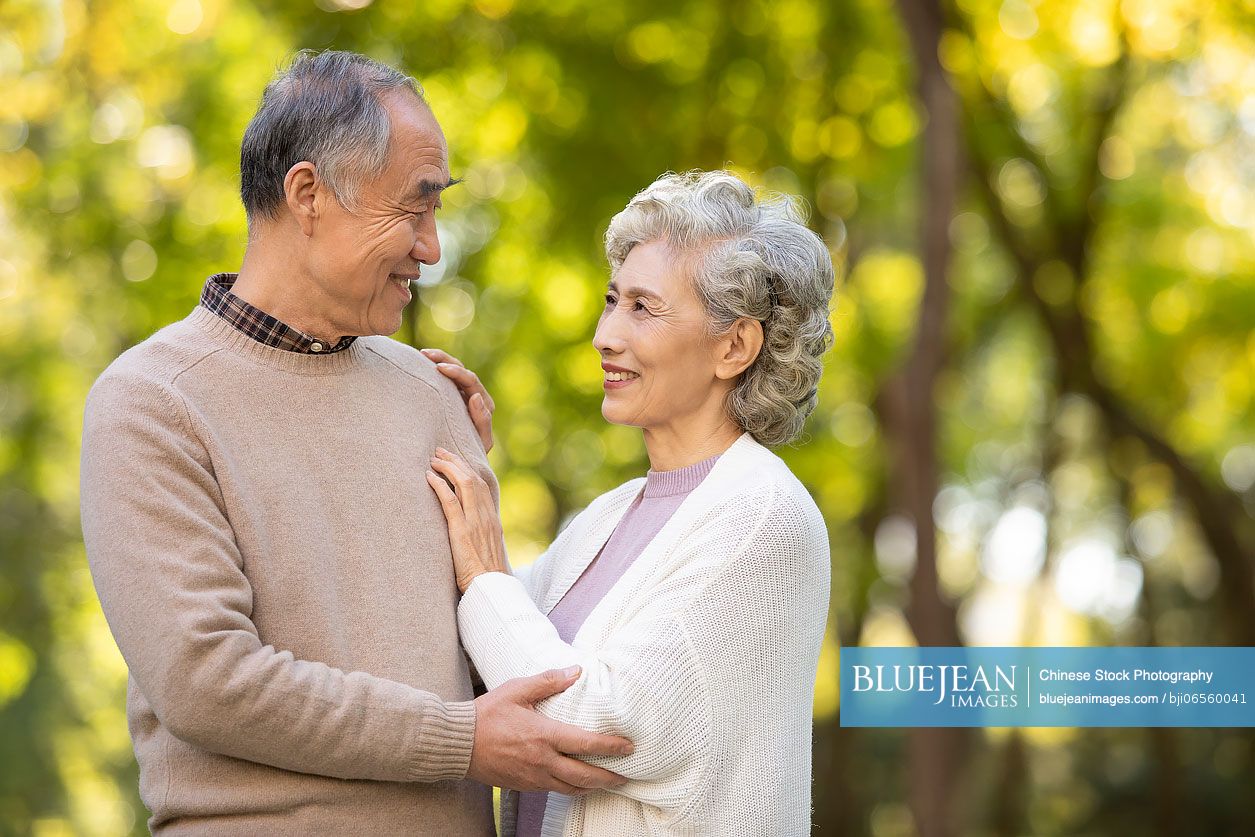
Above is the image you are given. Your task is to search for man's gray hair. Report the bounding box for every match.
[605,170,836,447]
[240,50,424,222]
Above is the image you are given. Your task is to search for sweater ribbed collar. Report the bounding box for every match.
[199,273,358,355]
[186,305,369,376]
[642,453,721,498]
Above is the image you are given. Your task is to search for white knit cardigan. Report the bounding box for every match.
[457,433,830,836]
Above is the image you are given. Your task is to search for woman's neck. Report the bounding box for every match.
[642,417,743,472]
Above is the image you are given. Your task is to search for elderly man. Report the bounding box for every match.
[79,50,631,835]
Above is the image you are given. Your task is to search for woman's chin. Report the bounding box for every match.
[600,400,640,428]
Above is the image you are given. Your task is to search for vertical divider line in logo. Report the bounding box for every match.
[1028,666,1032,708]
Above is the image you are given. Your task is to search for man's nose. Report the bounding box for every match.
[411,218,441,265]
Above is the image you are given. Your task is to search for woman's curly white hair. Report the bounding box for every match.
[604,170,836,447]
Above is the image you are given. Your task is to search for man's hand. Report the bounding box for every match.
[421,348,495,452]
[468,666,635,794]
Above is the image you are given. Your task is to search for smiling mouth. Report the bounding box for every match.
[604,371,639,382]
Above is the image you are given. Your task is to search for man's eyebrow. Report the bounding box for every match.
[409,176,463,201]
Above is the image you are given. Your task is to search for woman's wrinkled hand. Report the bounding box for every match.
[420,348,495,453]
[426,447,509,594]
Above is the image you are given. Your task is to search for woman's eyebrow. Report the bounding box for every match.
[607,281,663,302]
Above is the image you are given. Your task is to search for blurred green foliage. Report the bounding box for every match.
[1,0,1253,835]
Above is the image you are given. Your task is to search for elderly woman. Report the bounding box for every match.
[423,170,835,836]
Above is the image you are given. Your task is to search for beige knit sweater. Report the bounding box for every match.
[80,305,496,835]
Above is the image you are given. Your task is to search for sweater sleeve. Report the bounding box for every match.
[80,370,476,783]
[457,484,828,818]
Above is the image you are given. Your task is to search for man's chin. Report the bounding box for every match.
[380,314,406,337]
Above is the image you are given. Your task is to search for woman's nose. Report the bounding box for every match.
[592,311,627,354]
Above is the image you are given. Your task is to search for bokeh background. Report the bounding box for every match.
[2,0,1254,834]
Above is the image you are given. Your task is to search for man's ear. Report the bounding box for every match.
[713,317,764,381]
[283,161,320,236]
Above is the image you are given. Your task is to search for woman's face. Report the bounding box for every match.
[593,240,726,432]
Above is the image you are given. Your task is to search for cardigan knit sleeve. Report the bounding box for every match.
[80,371,476,783]
[459,575,706,813]
[458,480,828,820]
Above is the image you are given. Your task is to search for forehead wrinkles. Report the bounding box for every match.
[382,97,448,179]
[367,148,447,209]
[390,139,446,182]
[396,107,445,145]
[615,244,703,309]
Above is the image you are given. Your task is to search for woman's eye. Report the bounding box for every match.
[634,300,648,313]
[604,294,617,305]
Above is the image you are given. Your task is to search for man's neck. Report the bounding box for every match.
[232,242,344,342]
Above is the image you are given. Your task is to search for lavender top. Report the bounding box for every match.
[515,453,721,837]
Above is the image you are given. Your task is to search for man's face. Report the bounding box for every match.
[306,90,450,337]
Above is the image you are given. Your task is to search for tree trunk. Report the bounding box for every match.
[890,2,969,836]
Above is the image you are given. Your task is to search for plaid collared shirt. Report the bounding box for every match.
[199,273,356,354]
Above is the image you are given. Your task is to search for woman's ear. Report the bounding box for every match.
[713,317,764,381]
[283,161,321,236]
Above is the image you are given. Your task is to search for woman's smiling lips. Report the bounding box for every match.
[602,362,640,389]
